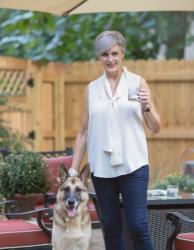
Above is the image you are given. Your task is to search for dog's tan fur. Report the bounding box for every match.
[52,164,91,250]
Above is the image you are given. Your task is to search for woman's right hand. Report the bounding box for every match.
[68,168,79,177]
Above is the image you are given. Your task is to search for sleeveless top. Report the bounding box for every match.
[87,67,149,178]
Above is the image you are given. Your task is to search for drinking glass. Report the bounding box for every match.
[167,185,179,197]
[128,87,139,102]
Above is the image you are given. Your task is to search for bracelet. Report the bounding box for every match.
[68,168,78,177]
[143,103,151,112]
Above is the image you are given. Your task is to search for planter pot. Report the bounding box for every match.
[5,194,39,220]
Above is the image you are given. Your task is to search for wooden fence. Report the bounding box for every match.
[0,56,194,182]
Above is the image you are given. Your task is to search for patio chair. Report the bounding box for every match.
[0,149,71,250]
[0,200,52,250]
[0,149,99,249]
[166,211,194,250]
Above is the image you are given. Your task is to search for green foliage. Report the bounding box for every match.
[0,150,51,198]
[0,96,29,151]
[0,124,26,151]
[0,192,3,211]
[152,174,194,193]
[0,10,193,61]
[153,12,194,58]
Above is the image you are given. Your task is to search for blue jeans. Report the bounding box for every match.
[91,165,153,250]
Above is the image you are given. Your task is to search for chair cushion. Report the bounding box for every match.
[175,232,194,250]
[46,155,73,194]
[36,155,73,205]
[0,219,50,248]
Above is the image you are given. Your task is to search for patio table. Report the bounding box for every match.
[89,192,194,250]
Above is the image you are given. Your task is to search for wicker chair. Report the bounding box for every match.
[166,212,194,250]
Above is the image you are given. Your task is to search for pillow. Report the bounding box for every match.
[36,155,73,205]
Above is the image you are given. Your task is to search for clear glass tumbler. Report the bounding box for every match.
[128,87,139,102]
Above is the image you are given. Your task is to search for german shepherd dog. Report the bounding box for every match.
[52,164,92,250]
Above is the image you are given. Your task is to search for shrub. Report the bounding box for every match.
[0,150,51,198]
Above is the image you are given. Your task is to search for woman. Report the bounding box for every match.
[69,30,160,250]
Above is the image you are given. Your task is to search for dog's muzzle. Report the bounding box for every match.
[66,198,80,217]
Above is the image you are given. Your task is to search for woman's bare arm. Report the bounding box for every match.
[139,77,161,134]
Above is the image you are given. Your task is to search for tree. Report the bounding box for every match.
[154,12,194,59]
[0,10,193,62]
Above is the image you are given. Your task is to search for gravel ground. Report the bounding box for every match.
[90,228,105,250]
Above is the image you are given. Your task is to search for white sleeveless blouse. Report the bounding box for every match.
[87,67,149,178]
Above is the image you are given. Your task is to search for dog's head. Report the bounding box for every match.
[56,164,90,218]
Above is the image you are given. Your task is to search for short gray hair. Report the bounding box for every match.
[95,30,126,56]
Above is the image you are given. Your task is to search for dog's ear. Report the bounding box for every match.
[79,163,90,185]
[57,164,69,186]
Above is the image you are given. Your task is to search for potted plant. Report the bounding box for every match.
[152,174,194,193]
[0,150,51,219]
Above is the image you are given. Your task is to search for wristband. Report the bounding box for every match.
[143,103,151,112]
[68,168,78,177]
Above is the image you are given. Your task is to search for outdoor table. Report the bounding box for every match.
[89,192,194,250]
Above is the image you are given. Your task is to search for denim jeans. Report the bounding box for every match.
[91,165,153,250]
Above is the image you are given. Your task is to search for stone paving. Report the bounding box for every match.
[90,228,105,250]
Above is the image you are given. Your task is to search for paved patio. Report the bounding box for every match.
[90,228,105,250]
